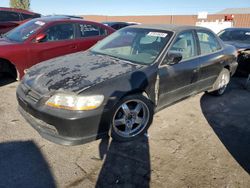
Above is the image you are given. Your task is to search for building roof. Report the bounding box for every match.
[217,8,250,14]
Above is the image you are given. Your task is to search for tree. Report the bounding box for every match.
[9,0,30,10]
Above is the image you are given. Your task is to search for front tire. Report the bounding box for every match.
[110,94,154,142]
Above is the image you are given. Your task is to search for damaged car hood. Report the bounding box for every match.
[23,51,144,95]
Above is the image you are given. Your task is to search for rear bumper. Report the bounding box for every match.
[236,54,250,76]
[230,61,238,76]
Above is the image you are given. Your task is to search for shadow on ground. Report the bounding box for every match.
[0,141,56,188]
[0,74,16,87]
[200,78,250,174]
[96,135,151,187]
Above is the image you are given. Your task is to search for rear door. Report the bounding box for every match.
[158,30,200,108]
[75,22,109,51]
[195,30,224,91]
[28,22,79,65]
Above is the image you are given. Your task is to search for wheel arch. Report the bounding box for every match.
[224,64,231,75]
[118,89,156,107]
[0,57,19,80]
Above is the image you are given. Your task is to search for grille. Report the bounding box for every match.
[21,84,42,103]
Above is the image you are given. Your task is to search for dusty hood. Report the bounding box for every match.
[23,51,143,95]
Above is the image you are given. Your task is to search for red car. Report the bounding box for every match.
[0,16,115,79]
[0,7,40,34]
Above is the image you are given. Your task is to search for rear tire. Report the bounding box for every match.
[210,68,230,96]
[110,94,154,142]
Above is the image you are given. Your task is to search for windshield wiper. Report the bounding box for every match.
[91,50,130,62]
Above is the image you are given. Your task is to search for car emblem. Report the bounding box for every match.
[22,85,30,96]
[24,88,30,96]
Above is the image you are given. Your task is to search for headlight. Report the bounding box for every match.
[45,93,104,111]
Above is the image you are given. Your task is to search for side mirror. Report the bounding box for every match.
[165,51,183,65]
[35,33,46,43]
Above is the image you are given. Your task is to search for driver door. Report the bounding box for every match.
[27,22,79,68]
[157,30,200,109]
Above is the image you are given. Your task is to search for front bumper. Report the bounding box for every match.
[16,84,110,146]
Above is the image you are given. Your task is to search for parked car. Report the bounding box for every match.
[102,21,139,30]
[0,7,40,35]
[218,28,250,76]
[0,16,114,79]
[17,25,238,145]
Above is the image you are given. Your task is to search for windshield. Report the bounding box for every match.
[5,19,46,42]
[218,29,250,43]
[91,28,173,64]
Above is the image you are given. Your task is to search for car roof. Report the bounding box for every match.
[33,16,84,23]
[103,21,128,24]
[223,27,250,31]
[46,15,83,19]
[0,7,38,15]
[29,16,112,29]
[128,24,208,32]
[102,21,133,25]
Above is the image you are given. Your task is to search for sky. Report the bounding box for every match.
[0,0,249,16]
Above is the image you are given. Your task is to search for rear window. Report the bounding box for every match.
[78,23,107,37]
[218,29,250,42]
[197,30,221,55]
[0,11,20,22]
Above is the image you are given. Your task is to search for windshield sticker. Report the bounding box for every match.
[245,32,250,35]
[147,32,168,38]
[35,21,45,26]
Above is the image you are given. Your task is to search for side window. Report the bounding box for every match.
[118,24,128,29]
[21,13,33,20]
[170,31,197,60]
[197,30,221,55]
[0,11,20,21]
[112,24,120,30]
[78,24,107,38]
[43,23,74,42]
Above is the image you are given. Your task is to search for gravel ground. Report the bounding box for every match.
[0,77,249,188]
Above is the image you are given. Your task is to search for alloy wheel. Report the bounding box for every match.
[217,72,230,95]
[112,99,150,138]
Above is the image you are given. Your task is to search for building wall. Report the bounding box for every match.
[82,14,250,28]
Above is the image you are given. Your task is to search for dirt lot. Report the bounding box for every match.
[0,77,249,188]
